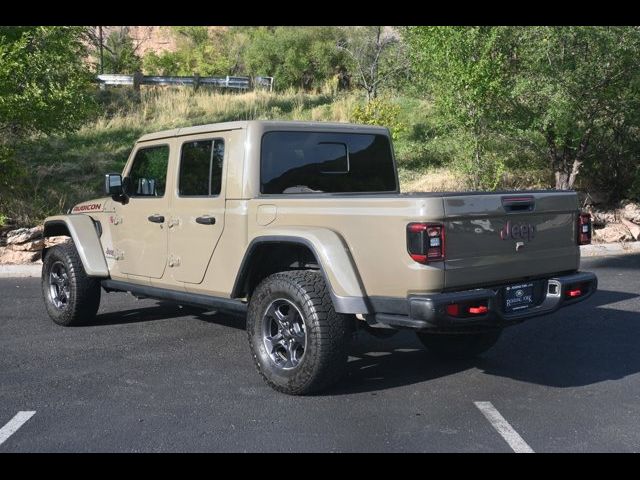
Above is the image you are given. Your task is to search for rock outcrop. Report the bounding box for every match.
[0,226,68,264]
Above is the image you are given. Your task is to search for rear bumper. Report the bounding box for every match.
[368,271,597,332]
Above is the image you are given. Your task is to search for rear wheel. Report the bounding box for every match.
[416,330,502,359]
[42,242,101,326]
[246,270,352,395]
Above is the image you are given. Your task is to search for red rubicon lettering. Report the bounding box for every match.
[72,203,102,212]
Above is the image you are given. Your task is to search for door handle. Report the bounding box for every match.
[195,215,216,225]
[147,214,165,223]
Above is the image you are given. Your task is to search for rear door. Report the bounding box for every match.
[167,132,229,284]
[443,192,580,289]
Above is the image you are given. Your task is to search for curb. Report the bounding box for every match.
[0,263,42,278]
[580,241,640,257]
[0,242,639,278]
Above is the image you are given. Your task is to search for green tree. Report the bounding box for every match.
[0,26,96,138]
[338,26,408,101]
[404,26,515,189]
[511,26,640,190]
[242,27,348,91]
[405,26,640,192]
[101,28,142,74]
[0,26,97,224]
[143,27,233,76]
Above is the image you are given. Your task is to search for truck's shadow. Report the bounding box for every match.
[88,302,247,331]
[326,288,640,395]
[89,286,640,395]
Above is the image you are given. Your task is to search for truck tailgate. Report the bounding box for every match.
[443,191,580,290]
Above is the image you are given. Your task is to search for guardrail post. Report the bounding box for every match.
[132,71,144,101]
[133,72,144,91]
[193,73,200,92]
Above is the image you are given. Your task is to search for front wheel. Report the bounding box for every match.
[416,330,502,359]
[246,270,352,395]
[42,242,101,326]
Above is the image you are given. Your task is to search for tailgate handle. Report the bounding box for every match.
[502,196,535,213]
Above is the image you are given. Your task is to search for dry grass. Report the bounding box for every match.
[92,87,349,134]
[401,168,465,193]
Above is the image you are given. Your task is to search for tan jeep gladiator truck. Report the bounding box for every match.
[41,120,597,395]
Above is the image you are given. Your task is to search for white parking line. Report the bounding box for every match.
[474,401,534,453]
[0,411,36,447]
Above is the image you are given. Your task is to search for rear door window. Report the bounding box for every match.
[178,139,225,196]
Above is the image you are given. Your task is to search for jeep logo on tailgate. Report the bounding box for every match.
[500,221,535,241]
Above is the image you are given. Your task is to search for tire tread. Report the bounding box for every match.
[247,270,351,395]
[42,241,101,326]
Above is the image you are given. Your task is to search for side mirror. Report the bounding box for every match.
[105,173,127,204]
[105,173,123,195]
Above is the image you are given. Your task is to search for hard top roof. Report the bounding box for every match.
[136,120,389,142]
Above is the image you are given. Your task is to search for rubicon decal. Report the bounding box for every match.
[500,221,536,241]
[71,203,103,213]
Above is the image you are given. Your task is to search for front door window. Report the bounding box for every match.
[127,145,170,197]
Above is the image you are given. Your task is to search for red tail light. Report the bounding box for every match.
[578,213,592,245]
[468,305,489,315]
[566,289,582,298]
[407,223,445,264]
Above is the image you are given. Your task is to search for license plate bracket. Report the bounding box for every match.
[503,282,535,313]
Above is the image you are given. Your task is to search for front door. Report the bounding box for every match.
[112,142,171,279]
[168,134,227,284]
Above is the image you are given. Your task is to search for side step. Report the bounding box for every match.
[101,279,248,315]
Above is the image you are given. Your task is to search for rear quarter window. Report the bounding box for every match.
[260,131,398,194]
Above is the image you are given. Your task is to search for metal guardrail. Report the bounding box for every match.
[96,74,274,91]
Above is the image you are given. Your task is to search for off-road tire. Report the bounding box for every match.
[41,242,101,326]
[247,270,351,395]
[416,330,502,359]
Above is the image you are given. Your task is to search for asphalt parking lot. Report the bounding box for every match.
[1,253,639,452]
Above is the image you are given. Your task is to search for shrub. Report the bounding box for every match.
[350,97,405,141]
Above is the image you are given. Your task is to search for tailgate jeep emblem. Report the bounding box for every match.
[500,221,535,242]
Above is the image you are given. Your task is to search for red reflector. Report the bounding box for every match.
[410,253,428,263]
[408,223,428,233]
[468,306,488,314]
[567,289,582,298]
[446,304,460,316]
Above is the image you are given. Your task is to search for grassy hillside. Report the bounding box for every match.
[6,87,549,226]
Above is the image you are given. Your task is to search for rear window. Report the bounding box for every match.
[260,131,397,194]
